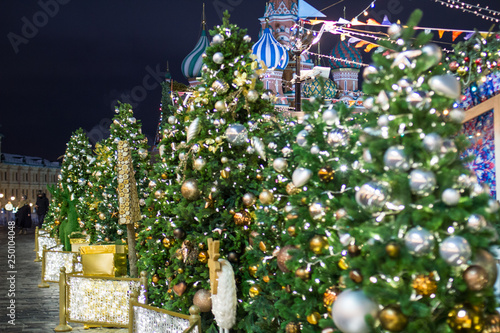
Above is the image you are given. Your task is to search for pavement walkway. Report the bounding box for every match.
[0,223,127,333]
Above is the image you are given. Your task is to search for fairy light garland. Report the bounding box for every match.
[305,50,369,67]
[431,0,500,22]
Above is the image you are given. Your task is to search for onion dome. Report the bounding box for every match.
[181,29,209,79]
[329,40,362,70]
[303,77,337,99]
[252,28,289,70]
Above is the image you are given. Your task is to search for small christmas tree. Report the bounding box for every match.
[332,11,499,332]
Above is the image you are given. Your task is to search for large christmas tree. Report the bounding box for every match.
[137,12,284,331]
[331,11,499,333]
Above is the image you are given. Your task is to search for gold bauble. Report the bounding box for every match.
[307,312,321,325]
[286,182,302,195]
[221,169,230,179]
[249,285,261,297]
[242,193,257,207]
[295,267,310,280]
[463,265,489,291]
[277,245,296,273]
[348,244,361,257]
[457,66,468,76]
[412,273,437,296]
[177,268,184,274]
[162,237,173,248]
[447,304,484,332]
[263,275,270,283]
[323,287,340,307]
[287,226,297,236]
[379,305,408,332]
[193,289,212,312]
[259,241,267,252]
[198,251,208,264]
[483,312,500,333]
[98,213,106,220]
[472,249,498,288]
[161,173,168,180]
[55,220,60,226]
[259,189,274,205]
[338,257,349,270]
[309,235,328,255]
[249,231,259,246]
[175,249,183,260]
[386,242,400,258]
[285,322,301,333]
[248,265,258,278]
[181,178,200,201]
[234,211,252,226]
[349,269,363,283]
[286,211,299,221]
[154,190,163,199]
[152,274,160,284]
[256,173,264,181]
[318,167,335,182]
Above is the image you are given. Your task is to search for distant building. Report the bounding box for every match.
[0,133,60,208]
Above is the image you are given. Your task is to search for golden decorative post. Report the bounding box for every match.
[189,305,201,328]
[140,271,148,304]
[38,246,49,288]
[117,141,141,278]
[207,238,221,295]
[34,226,42,262]
[54,267,72,332]
[129,290,139,332]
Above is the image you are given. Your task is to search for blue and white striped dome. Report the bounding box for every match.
[252,28,289,70]
[181,29,209,79]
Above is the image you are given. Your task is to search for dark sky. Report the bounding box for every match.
[0,0,498,161]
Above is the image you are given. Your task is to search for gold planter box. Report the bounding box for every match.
[80,245,128,277]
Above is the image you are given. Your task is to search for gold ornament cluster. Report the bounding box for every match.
[117,141,141,225]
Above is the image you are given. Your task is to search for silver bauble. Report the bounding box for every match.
[212,80,229,94]
[242,193,256,207]
[327,128,348,147]
[421,44,443,69]
[377,115,390,127]
[310,145,320,154]
[355,182,389,210]
[428,75,461,100]
[296,130,309,147]
[439,236,471,266]
[187,118,201,143]
[225,124,248,146]
[247,89,259,102]
[363,97,374,110]
[193,157,207,171]
[472,249,498,287]
[409,169,436,196]
[406,91,430,109]
[422,133,443,152]
[212,34,224,45]
[214,100,227,112]
[78,178,85,186]
[405,227,434,256]
[213,52,224,64]
[457,173,474,188]
[322,108,339,126]
[309,202,325,220]
[292,167,312,187]
[273,158,288,173]
[487,199,500,214]
[467,214,487,232]
[221,157,229,164]
[362,65,378,82]
[331,289,378,333]
[148,180,157,189]
[138,148,148,159]
[243,35,251,42]
[181,178,200,201]
[168,116,177,124]
[387,24,402,39]
[440,139,457,156]
[449,108,466,123]
[441,188,460,206]
[383,146,410,171]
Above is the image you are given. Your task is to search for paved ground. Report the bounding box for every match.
[0,223,127,333]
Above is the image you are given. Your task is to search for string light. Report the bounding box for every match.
[305,50,369,67]
[431,0,500,22]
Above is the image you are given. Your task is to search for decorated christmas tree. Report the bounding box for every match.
[137,12,283,331]
[242,94,367,332]
[331,11,499,333]
[83,102,151,245]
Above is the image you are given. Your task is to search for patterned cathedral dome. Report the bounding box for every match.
[329,40,362,70]
[252,28,289,70]
[181,29,209,79]
[303,77,337,98]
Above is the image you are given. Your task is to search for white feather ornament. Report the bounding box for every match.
[211,259,237,329]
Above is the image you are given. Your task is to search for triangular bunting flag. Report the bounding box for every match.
[464,32,474,40]
[352,18,364,25]
[341,34,346,41]
[298,0,326,18]
[355,40,369,48]
[365,43,377,52]
[348,37,361,44]
[367,18,380,25]
[438,30,445,38]
[480,32,490,39]
[452,31,463,41]
[338,18,351,25]
[382,15,391,25]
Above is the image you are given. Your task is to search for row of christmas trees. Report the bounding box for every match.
[43,11,500,333]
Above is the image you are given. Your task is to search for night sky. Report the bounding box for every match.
[1,0,498,161]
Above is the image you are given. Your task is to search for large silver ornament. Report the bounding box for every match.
[383,146,410,171]
[331,289,378,333]
[439,236,471,266]
[181,178,200,201]
[428,75,461,100]
[213,52,224,64]
[409,169,436,196]
[421,44,442,70]
[273,158,288,173]
[327,128,348,147]
[405,227,434,256]
[322,108,339,126]
[225,124,248,146]
[187,118,201,143]
[467,214,487,232]
[296,130,309,147]
[193,157,207,171]
[422,133,443,152]
[441,188,460,206]
[212,34,224,45]
[355,182,389,210]
[247,90,259,102]
[214,100,227,112]
[251,137,266,161]
[449,108,466,123]
[292,167,312,187]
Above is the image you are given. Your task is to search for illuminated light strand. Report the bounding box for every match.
[353,1,378,20]
[305,50,369,67]
[431,0,500,22]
